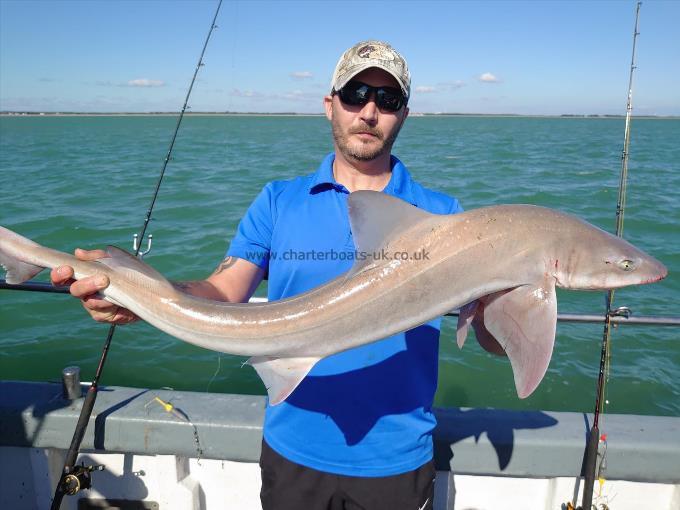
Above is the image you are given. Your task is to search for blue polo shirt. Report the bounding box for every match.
[227,153,462,476]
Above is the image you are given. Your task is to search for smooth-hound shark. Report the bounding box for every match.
[0,191,667,404]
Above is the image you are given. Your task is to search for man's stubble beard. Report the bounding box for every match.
[331,109,402,162]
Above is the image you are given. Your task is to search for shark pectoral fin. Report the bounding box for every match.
[247,356,320,405]
[456,301,478,348]
[481,278,558,399]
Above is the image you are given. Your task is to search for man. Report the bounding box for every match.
[52,41,462,509]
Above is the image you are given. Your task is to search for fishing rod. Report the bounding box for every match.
[580,3,641,509]
[48,1,223,508]
[5,279,680,326]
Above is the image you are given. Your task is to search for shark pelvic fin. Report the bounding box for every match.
[247,355,321,405]
[479,278,558,399]
[346,191,432,277]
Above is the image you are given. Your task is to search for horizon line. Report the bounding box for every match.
[2,111,678,119]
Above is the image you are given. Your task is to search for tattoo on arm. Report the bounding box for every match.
[172,257,238,299]
[173,281,202,292]
[173,280,225,301]
[213,256,237,275]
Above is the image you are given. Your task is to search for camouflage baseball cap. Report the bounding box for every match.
[331,40,411,101]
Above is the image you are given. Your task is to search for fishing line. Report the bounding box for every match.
[580,3,641,509]
[207,353,224,392]
[49,1,223,508]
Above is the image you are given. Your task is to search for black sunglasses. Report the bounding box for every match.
[336,81,406,112]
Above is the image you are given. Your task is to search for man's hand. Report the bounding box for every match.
[50,248,139,324]
[50,249,264,325]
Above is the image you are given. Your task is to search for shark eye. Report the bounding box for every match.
[618,259,636,271]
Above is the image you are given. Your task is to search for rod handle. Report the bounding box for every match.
[581,425,599,509]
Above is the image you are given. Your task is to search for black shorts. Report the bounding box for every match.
[259,439,435,510]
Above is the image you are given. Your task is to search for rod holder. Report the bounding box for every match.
[133,233,153,259]
[61,366,82,401]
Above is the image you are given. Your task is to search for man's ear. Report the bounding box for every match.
[395,106,409,131]
[324,95,333,121]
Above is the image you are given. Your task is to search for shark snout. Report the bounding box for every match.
[605,239,668,287]
[621,251,668,286]
[642,258,668,284]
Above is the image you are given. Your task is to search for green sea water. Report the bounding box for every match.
[1,115,678,416]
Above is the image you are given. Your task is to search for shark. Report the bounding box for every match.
[0,191,667,404]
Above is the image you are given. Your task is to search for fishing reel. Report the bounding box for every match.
[563,504,609,510]
[58,463,104,495]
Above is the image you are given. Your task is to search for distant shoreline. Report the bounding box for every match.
[1,111,678,120]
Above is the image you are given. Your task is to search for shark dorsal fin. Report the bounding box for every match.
[98,246,174,290]
[347,191,432,277]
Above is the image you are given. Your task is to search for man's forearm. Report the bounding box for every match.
[172,256,262,304]
[173,280,229,301]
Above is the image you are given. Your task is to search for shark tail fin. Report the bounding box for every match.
[0,226,46,284]
[247,355,320,405]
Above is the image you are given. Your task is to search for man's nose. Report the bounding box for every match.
[359,96,378,124]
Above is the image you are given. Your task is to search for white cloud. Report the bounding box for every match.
[127,78,165,87]
[230,88,318,103]
[290,71,313,80]
[414,81,466,94]
[276,90,318,102]
[231,88,264,98]
[478,72,500,83]
[440,80,466,90]
[415,85,436,93]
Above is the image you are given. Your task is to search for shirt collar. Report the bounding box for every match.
[383,155,415,204]
[309,153,345,193]
[309,153,415,204]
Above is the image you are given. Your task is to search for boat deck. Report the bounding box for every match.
[1,380,679,509]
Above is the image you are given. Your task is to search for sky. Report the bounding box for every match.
[1,0,679,116]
